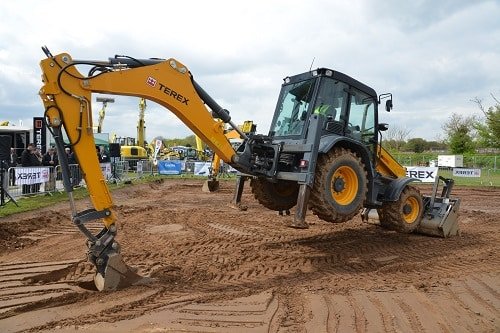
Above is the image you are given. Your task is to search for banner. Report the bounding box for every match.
[33,117,47,154]
[405,166,438,183]
[453,168,481,177]
[100,163,112,179]
[15,167,50,185]
[158,160,182,175]
[194,162,211,176]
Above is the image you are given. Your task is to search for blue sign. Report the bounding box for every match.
[158,160,182,175]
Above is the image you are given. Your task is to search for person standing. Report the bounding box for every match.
[98,146,110,163]
[42,147,59,191]
[20,143,42,194]
[42,147,59,167]
[8,148,17,186]
[65,147,81,187]
[9,148,18,167]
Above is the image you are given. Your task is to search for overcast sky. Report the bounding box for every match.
[1,0,499,143]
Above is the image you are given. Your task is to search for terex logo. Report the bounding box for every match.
[158,83,189,105]
[407,170,434,179]
[146,76,157,87]
[405,167,438,183]
[17,172,42,180]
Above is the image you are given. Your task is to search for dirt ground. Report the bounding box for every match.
[0,179,498,332]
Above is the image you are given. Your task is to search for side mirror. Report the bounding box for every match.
[385,99,393,112]
[378,123,389,132]
[378,93,393,112]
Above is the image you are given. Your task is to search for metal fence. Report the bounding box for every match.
[2,160,153,199]
[392,154,499,171]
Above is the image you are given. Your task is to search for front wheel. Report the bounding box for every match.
[309,147,368,223]
[377,186,424,233]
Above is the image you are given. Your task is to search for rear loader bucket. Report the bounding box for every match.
[202,179,220,192]
[418,196,461,237]
[94,252,149,291]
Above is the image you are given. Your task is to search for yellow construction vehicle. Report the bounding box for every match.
[38,47,460,291]
[117,98,148,165]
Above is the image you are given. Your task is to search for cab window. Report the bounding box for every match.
[312,78,348,121]
[347,89,376,145]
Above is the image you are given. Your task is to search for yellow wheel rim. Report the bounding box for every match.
[403,196,420,224]
[331,166,358,205]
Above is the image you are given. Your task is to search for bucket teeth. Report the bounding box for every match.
[94,252,149,291]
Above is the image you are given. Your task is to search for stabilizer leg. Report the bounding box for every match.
[290,184,309,229]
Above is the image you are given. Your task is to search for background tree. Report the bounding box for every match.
[471,95,500,149]
[426,140,448,152]
[442,113,477,154]
[383,125,411,151]
[163,134,197,148]
[405,138,428,153]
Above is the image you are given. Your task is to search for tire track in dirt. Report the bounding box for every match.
[302,274,499,333]
[0,259,85,315]
[19,222,102,242]
[122,209,499,292]
[0,181,498,331]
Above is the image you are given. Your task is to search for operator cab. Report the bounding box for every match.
[269,68,379,148]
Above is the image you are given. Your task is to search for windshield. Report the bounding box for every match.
[270,79,315,136]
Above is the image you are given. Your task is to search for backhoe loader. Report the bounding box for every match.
[38,47,460,291]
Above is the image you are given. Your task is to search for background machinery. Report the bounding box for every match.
[117,98,148,166]
[95,97,114,133]
[38,47,460,291]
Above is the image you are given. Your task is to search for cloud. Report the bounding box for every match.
[0,0,499,143]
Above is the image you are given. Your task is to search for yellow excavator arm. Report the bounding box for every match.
[38,48,246,290]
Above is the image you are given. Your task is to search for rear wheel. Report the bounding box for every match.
[377,186,424,233]
[309,147,367,223]
[250,178,299,211]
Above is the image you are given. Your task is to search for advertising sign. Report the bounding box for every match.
[158,160,182,175]
[194,162,211,176]
[453,168,481,177]
[100,163,112,179]
[15,167,50,185]
[405,166,438,183]
[33,117,47,154]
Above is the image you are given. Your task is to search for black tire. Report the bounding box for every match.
[309,147,367,223]
[250,178,299,211]
[377,185,424,233]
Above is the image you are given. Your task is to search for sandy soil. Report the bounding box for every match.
[0,179,498,332]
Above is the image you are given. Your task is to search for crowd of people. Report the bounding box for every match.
[7,144,112,194]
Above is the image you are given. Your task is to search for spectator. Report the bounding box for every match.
[8,148,17,186]
[65,147,81,187]
[42,147,58,191]
[42,147,59,167]
[20,143,42,194]
[65,147,76,164]
[9,148,18,167]
[34,147,43,164]
[98,146,110,163]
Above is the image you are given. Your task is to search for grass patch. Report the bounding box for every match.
[0,186,89,217]
[3,169,495,218]
[0,174,237,218]
[437,168,500,186]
